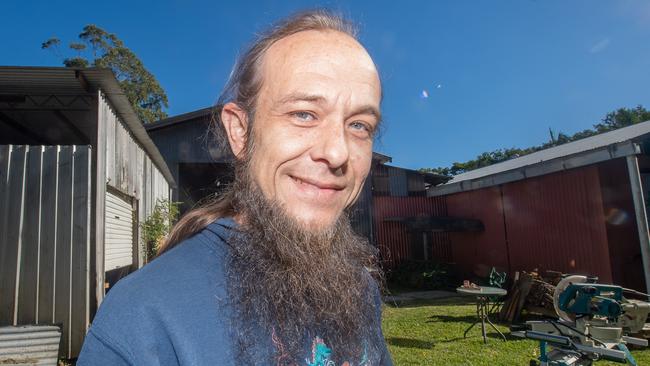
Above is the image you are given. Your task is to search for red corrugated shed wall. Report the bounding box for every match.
[598,158,645,291]
[447,165,614,283]
[446,186,509,276]
[373,196,449,267]
[503,166,612,281]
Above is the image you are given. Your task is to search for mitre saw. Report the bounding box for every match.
[514,275,650,366]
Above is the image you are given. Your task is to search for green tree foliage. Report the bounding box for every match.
[422,105,650,177]
[42,25,168,124]
[595,105,650,132]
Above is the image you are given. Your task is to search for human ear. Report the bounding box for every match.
[220,102,248,158]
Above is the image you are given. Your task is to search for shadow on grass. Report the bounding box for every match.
[384,297,475,308]
[426,314,477,324]
[437,332,528,343]
[386,337,435,349]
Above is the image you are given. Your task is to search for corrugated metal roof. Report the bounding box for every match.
[429,120,650,196]
[0,66,175,187]
[0,325,61,365]
[451,120,650,183]
[145,107,213,131]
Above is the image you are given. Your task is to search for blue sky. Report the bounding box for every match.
[3,0,650,170]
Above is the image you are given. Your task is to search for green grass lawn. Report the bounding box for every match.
[382,296,650,366]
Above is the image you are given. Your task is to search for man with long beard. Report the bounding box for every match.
[79,9,392,365]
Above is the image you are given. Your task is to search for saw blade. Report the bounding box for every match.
[554,275,588,322]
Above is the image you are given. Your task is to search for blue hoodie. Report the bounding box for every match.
[77,218,392,365]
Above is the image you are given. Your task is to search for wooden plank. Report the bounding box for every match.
[54,146,73,357]
[128,135,137,194]
[0,146,27,326]
[135,149,143,200]
[132,195,140,269]
[93,91,107,316]
[70,146,90,357]
[114,120,123,190]
[17,146,43,324]
[116,123,126,192]
[136,151,145,267]
[120,124,129,193]
[104,98,116,185]
[38,146,58,324]
[153,169,158,202]
[144,158,152,216]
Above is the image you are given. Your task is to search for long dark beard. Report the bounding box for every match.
[225,160,382,364]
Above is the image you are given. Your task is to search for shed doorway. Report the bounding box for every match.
[104,187,136,290]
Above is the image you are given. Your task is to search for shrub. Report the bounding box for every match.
[386,260,458,291]
[141,199,179,262]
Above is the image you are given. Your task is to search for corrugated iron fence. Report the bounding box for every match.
[0,145,91,358]
[373,196,450,268]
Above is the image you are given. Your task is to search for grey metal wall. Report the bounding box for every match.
[147,115,228,203]
[99,93,170,271]
[0,145,91,358]
[0,325,61,365]
[372,164,427,197]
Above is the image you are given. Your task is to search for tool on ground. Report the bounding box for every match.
[512,275,649,366]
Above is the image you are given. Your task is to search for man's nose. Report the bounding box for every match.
[311,123,350,171]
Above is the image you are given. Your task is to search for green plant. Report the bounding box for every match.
[386,260,458,291]
[141,199,179,261]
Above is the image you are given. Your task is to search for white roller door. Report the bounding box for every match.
[105,190,134,271]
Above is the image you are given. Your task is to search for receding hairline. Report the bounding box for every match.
[263,28,374,66]
[256,28,381,96]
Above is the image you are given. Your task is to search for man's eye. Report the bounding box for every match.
[291,111,316,122]
[350,121,372,134]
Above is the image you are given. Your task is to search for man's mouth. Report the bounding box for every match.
[290,175,346,192]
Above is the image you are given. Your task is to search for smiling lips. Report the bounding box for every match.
[290,175,346,199]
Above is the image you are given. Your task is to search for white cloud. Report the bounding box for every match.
[589,37,611,54]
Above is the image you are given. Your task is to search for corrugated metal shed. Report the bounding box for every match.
[599,158,645,291]
[446,186,509,275]
[373,196,449,267]
[503,166,612,281]
[372,164,443,197]
[0,145,90,358]
[446,166,615,282]
[0,67,174,186]
[0,67,175,359]
[0,325,61,365]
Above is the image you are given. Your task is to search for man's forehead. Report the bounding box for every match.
[267,30,376,72]
[260,30,381,108]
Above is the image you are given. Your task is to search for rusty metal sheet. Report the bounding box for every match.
[446,186,509,276]
[373,196,449,267]
[599,158,645,291]
[445,165,616,284]
[502,165,612,281]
